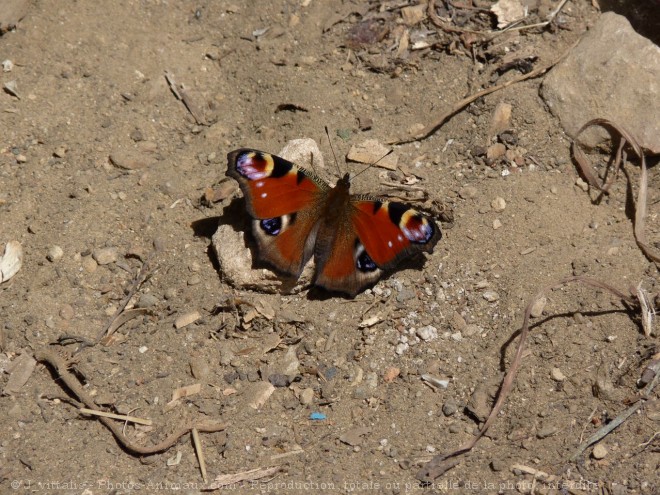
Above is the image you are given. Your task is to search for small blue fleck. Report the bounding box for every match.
[309,412,327,421]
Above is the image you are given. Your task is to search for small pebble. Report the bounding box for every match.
[396,288,415,303]
[164,287,177,300]
[299,387,314,405]
[551,367,566,382]
[416,325,438,341]
[268,374,291,388]
[81,257,97,273]
[93,247,118,265]
[47,245,64,262]
[53,146,67,158]
[187,275,202,286]
[442,399,458,416]
[530,296,547,317]
[464,324,482,337]
[109,151,153,170]
[490,459,505,472]
[491,197,506,211]
[486,143,506,161]
[59,304,74,320]
[482,290,499,302]
[492,218,502,230]
[536,425,558,439]
[136,293,159,308]
[190,358,210,379]
[395,342,409,355]
[448,423,461,434]
[458,186,478,199]
[592,443,608,459]
[174,311,201,329]
[575,177,589,192]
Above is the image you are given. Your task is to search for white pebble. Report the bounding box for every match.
[551,367,566,382]
[482,290,500,302]
[47,245,64,262]
[416,325,438,341]
[530,296,547,317]
[395,342,409,355]
[592,443,608,459]
[575,177,589,192]
[491,197,506,211]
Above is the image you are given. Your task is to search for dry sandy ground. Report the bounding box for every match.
[0,1,658,494]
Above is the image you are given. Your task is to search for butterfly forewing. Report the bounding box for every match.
[227,149,329,276]
[227,149,328,219]
[352,199,441,268]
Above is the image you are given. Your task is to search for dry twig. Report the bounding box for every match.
[572,118,660,263]
[388,40,578,145]
[35,348,228,455]
[417,276,641,482]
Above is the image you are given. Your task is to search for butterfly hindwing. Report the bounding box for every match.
[314,198,441,296]
[227,149,329,276]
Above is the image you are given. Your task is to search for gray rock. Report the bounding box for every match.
[442,398,459,416]
[541,13,660,154]
[93,247,118,265]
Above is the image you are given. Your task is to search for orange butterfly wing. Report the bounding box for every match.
[227,149,328,276]
[227,149,442,296]
[314,198,441,296]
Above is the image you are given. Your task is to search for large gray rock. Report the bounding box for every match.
[541,12,660,154]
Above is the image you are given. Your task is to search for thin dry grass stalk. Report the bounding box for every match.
[35,348,228,455]
[388,40,578,145]
[572,118,660,263]
[417,275,646,482]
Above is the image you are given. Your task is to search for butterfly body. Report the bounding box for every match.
[226,149,441,296]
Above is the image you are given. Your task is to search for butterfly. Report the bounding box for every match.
[226,149,442,297]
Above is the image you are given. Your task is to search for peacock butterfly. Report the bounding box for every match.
[226,148,442,297]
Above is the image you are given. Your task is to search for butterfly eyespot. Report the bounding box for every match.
[260,217,282,236]
[356,250,377,272]
[236,152,275,180]
[354,242,378,273]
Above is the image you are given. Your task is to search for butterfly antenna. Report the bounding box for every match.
[324,126,343,178]
[351,149,394,181]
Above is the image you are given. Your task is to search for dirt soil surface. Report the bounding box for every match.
[1,1,658,494]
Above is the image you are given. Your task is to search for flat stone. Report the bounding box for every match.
[109,150,155,170]
[278,138,324,170]
[93,247,118,265]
